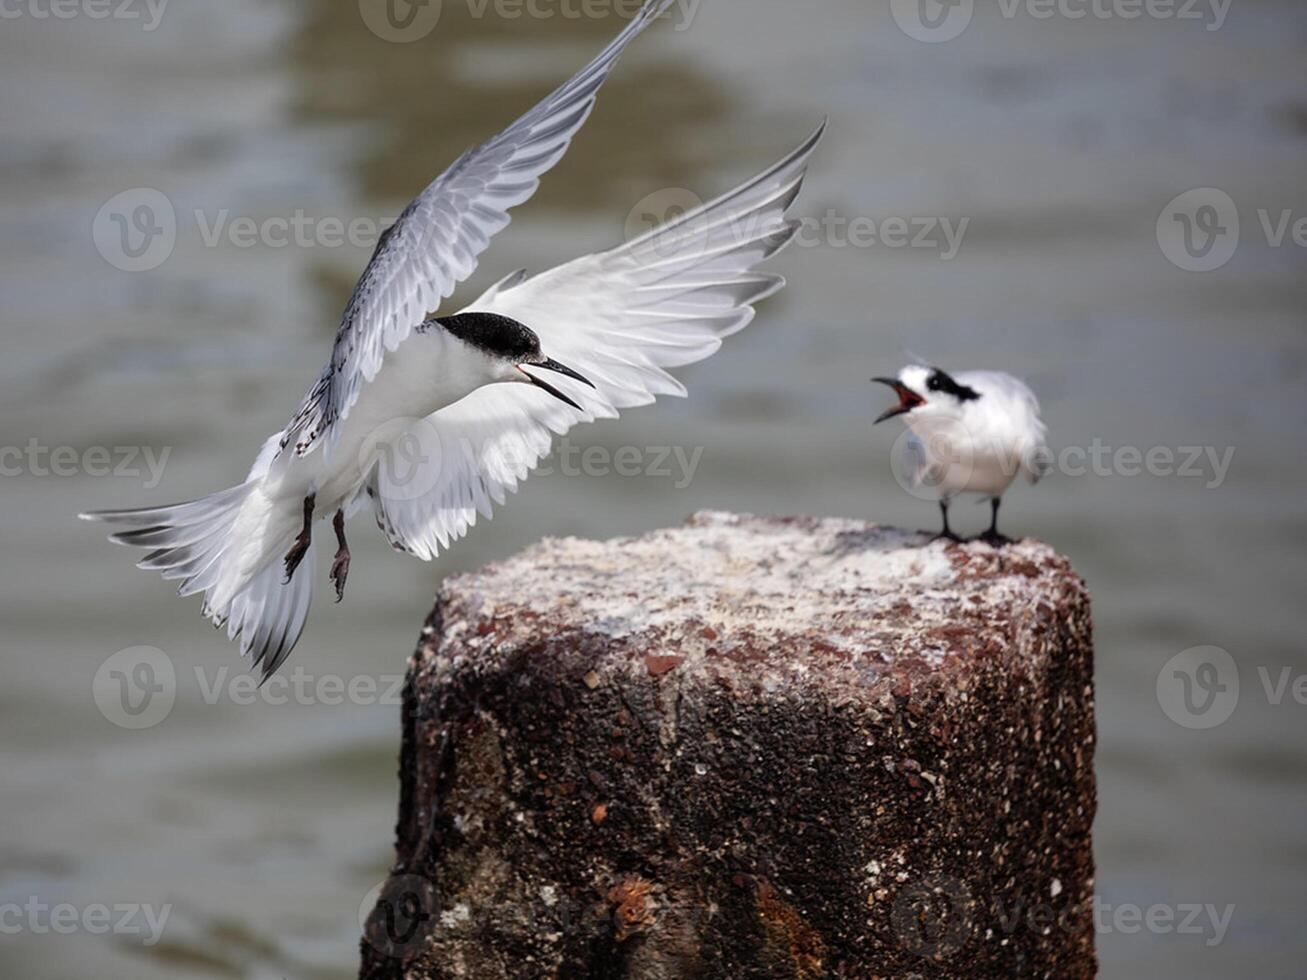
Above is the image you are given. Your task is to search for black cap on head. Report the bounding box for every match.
[925,368,980,402]
[435,312,541,362]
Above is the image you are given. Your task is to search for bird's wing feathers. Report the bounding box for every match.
[961,371,1043,416]
[282,0,675,459]
[367,123,825,560]
[958,370,1050,483]
[367,383,574,560]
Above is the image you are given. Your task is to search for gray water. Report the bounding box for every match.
[2,1,1305,977]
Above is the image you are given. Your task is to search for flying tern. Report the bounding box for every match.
[83,0,826,680]
[873,367,1049,544]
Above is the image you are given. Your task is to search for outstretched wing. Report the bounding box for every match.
[367,123,826,560]
[282,0,675,459]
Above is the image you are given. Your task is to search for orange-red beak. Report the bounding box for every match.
[872,377,925,424]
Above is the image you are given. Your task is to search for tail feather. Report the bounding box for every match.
[85,483,252,525]
[82,486,250,594]
[219,541,315,681]
[81,484,315,681]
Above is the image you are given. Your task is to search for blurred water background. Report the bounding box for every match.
[1,0,1305,976]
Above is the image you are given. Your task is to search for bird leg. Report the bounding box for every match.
[930,500,962,544]
[978,498,1013,547]
[283,494,315,582]
[330,509,351,603]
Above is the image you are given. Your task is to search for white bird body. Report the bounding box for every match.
[217,329,497,611]
[271,330,495,511]
[83,0,826,678]
[874,365,1048,542]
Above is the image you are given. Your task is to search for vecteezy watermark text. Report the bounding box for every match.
[93,190,405,273]
[193,210,399,252]
[892,0,1231,44]
[1,440,171,488]
[890,873,1233,960]
[0,897,171,946]
[357,0,700,44]
[539,439,702,488]
[888,426,1236,502]
[94,646,407,729]
[361,417,707,505]
[1048,441,1234,487]
[624,188,971,261]
[0,0,168,31]
[96,189,973,273]
[795,211,969,260]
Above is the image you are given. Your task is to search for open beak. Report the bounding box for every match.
[518,358,595,411]
[872,377,925,424]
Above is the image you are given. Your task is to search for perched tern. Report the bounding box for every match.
[82,0,826,680]
[873,366,1049,544]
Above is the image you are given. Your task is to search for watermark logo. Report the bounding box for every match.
[1157,188,1240,272]
[891,0,974,43]
[93,188,176,273]
[1158,647,1307,728]
[1158,188,1307,271]
[360,874,438,958]
[358,0,443,42]
[1156,645,1239,729]
[362,417,446,504]
[891,874,974,959]
[889,419,985,503]
[93,646,176,729]
[624,187,710,265]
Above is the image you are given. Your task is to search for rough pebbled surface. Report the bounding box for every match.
[359,512,1096,979]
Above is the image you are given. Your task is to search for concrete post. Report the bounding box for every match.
[360,512,1096,979]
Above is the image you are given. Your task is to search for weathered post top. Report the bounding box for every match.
[361,512,1096,979]
[423,510,1086,693]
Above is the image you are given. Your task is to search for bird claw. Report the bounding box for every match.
[330,548,351,602]
[976,532,1014,548]
[283,533,311,582]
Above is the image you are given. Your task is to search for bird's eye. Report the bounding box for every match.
[927,373,943,391]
